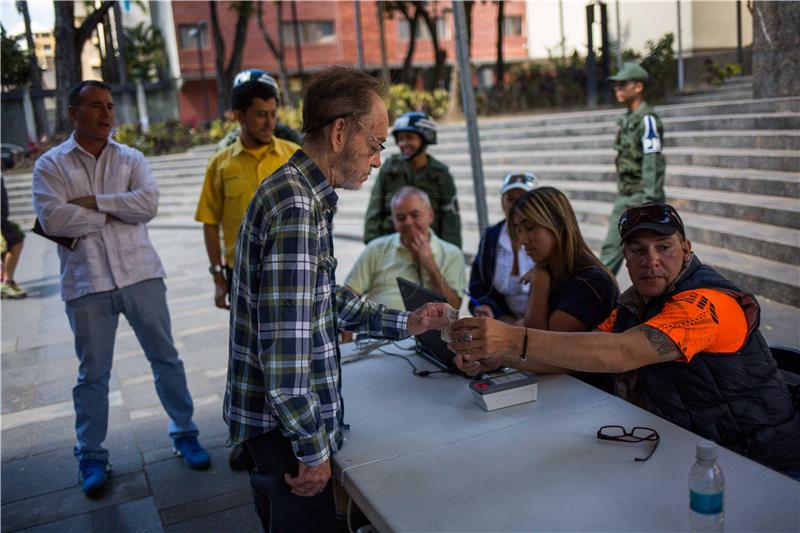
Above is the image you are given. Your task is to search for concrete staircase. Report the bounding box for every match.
[5,76,799,308]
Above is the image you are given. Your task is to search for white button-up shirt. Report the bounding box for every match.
[32,134,165,301]
[493,221,534,318]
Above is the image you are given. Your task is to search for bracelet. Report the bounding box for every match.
[520,328,528,362]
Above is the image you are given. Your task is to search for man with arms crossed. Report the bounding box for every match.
[33,81,210,497]
[225,67,449,531]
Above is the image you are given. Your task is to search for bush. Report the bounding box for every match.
[277,102,303,131]
[385,84,450,121]
[621,33,677,100]
[704,60,742,86]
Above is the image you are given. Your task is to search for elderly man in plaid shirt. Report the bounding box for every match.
[224,67,451,532]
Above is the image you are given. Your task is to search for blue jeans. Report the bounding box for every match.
[65,278,197,463]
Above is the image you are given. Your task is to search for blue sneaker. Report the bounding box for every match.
[78,460,109,496]
[173,436,211,470]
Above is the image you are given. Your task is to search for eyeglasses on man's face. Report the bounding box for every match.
[597,425,660,462]
[353,117,386,157]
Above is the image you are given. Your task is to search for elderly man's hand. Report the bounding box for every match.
[447,317,523,361]
[407,302,452,336]
[284,458,331,498]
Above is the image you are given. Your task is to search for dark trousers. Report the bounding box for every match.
[245,430,336,533]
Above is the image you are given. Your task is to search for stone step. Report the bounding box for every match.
[10,163,799,220]
[334,179,800,230]
[436,113,800,142]
[665,89,755,104]
[328,195,799,267]
[423,147,800,173]
[437,97,799,131]
[437,130,800,152]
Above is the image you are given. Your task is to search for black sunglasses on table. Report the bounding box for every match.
[597,425,660,462]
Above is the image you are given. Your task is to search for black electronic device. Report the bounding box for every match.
[396,277,458,372]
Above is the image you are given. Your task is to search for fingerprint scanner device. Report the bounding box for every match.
[470,369,538,411]
[396,277,457,371]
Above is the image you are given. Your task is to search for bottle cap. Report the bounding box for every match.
[695,440,717,461]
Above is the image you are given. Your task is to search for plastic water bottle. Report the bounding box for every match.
[689,440,725,532]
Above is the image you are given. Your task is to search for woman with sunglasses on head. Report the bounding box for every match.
[468,172,539,324]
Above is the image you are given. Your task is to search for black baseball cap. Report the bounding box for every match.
[618,203,686,242]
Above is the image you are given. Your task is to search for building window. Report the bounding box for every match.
[281,20,335,45]
[43,44,51,51]
[178,24,209,50]
[397,17,448,40]
[503,16,523,37]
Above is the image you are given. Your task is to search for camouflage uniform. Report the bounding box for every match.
[364,153,462,248]
[600,101,666,273]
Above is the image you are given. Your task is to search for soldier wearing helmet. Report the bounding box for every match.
[364,111,462,248]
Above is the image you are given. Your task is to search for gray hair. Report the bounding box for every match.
[390,186,431,213]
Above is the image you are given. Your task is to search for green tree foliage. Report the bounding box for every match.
[124,22,167,81]
[1,25,31,90]
[621,33,676,100]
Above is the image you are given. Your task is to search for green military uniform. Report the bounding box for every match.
[364,153,462,248]
[600,63,666,274]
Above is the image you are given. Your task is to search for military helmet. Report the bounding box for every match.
[392,111,437,145]
[233,68,281,102]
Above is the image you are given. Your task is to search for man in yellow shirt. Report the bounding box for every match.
[195,69,299,309]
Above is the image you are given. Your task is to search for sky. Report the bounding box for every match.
[1,0,55,37]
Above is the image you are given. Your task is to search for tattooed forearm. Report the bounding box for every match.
[637,325,681,358]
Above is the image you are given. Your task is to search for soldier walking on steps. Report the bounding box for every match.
[600,62,666,274]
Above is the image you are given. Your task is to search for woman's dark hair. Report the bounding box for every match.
[231,81,278,113]
[68,80,112,107]
[301,67,386,142]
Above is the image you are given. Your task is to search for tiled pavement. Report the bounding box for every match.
[2,224,798,532]
[0,228,368,532]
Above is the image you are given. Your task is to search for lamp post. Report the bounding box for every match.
[189,21,210,124]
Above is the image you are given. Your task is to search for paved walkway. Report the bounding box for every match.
[2,226,798,532]
[0,228,369,532]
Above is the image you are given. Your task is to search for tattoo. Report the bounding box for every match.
[637,325,680,359]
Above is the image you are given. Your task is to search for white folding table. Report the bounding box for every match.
[333,340,800,532]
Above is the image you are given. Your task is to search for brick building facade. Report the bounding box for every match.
[171,1,527,124]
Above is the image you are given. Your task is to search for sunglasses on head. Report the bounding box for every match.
[618,203,685,239]
[504,173,537,187]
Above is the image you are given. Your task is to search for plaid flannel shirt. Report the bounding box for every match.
[224,150,410,466]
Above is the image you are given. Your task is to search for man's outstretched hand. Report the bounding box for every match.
[407,302,452,336]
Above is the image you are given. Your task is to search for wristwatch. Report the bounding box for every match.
[209,264,224,276]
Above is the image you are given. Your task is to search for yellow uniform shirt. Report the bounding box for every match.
[195,136,299,265]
